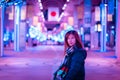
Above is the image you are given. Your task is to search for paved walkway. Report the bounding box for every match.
[0,45,120,80]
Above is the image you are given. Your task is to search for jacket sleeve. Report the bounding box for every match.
[65,49,87,80]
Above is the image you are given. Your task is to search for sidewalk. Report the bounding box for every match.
[0,45,120,80]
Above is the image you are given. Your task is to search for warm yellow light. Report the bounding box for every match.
[33,16,38,26]
[97,24,102,32]
[37,23,42,32]
[77,6,84,19]
[8,6,14,20]
[8,13,13,20]
[107,14,112,21]
[21,6,26,20]
[95,6,100,21]
[63,23,67,30]
[68,17,74,26]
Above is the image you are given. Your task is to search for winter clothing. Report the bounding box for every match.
[54,46,87,80]
[64,46,87,80]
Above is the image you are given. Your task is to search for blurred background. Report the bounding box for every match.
[0,0,118,52]
[0,0,120,80]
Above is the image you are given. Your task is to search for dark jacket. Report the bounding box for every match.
[64,47,87,80]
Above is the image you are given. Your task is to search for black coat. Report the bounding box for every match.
[64,48,87,80]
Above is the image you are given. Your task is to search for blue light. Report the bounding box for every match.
[52,35,58,42]
[106,33,108,37]
[28,25,47,42]
[29,26,39,38]
[3,31,10,41]
[66,25,74,30]
[111,26,114,29]
[80,27,84,35]
[26,33,29,37]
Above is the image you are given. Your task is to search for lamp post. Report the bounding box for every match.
[100,1,107,52]
[0,3,5,57]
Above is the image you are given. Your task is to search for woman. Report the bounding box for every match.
[54,30,87,80]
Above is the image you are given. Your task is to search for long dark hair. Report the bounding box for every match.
[64,30,84,54]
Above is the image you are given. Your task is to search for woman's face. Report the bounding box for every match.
[67,34,76,47]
